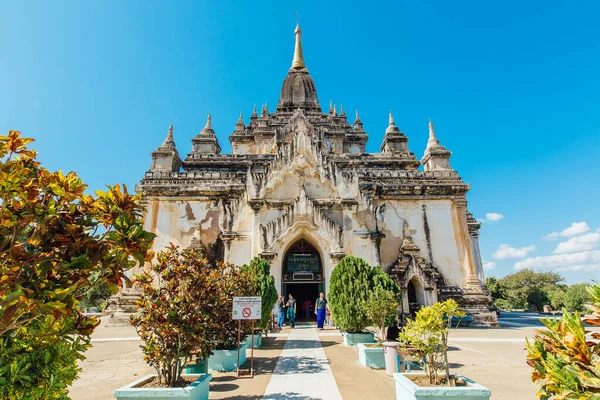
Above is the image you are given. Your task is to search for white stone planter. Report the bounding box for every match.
[114,373,211,400]
[343,332,375,346]
[208,344,247,371]
[394,372,491,400]
[357,343,385,369]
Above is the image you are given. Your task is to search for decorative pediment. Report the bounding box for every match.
[259,186,344,254]
[388,236,443,289]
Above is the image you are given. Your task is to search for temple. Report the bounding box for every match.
[130,23,497,326]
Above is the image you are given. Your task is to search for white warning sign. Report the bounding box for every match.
[232,296,262,320]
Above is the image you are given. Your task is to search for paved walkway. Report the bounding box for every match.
[263,324,343,400]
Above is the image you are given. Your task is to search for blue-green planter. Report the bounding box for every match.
[114,373,211,400]
[358,343,385,369]
[183,360,206,374]
[394,373,491,400]
[343,332,375,346]
[244,333,262,348]
[208,344,247,371]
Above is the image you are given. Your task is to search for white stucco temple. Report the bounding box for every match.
[130,23,497,325]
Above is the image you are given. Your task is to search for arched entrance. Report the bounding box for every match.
[282,239,323,320]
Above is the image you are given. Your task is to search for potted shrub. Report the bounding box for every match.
[122,245,216,400]
[205,260,254,372]
[525,283,600,398]
[395,299,491,400]
[329,256,399,345]
[358,288,399,369]
[240,257,278,348]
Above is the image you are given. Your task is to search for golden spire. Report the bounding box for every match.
[291,21,305,69]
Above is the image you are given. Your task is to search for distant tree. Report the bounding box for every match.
[485,276,505,300]
[499,269,565,310]
[240,257,278,332]
[547,287,566,310]
[564,283,590,312]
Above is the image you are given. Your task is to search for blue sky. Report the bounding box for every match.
[1,1,599,284]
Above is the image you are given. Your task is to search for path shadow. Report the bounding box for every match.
[210,383,239,392]
[225,394,314,400]
[273,355,327,374]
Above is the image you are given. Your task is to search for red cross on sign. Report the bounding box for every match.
[242,308,252,318]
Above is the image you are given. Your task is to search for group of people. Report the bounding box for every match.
[274,292,331,330]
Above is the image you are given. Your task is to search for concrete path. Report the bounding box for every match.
[263,324,343,400]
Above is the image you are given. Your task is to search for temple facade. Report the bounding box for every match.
[134,24,497,325]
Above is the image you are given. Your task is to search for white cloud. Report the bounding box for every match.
[482,261,496,271]
[545,222,591,240]
[492,244,536,260]
[485,213,504,222]
[553,232,600,254]
[514,250,600,272]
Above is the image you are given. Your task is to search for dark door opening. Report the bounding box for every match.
[284,283,319,320]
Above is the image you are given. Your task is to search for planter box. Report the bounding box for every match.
[343,332,375,346]
[358,343,385,369]
[114,373,211,400]
[208,344,247,371]
[183,360,206,374]
[393,372,491,400]
[244,333,263,348]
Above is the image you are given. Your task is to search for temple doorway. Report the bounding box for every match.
[407,278,425,317]
[282,239,323,321]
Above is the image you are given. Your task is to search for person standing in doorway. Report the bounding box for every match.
[315,292,328,330]
[276,295,285,328]
[286,294,297,328]
[303,298,312,319]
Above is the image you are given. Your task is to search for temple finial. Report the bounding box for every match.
[238,112,243,122]
[291,19,306,69]
[389,111,395,126]
[205,113,212,129]
[427,118,440,146]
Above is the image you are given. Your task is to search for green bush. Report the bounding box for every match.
[241,257,278,332]
[364,288,399,343]
[329,256,399,333]
[0,317,89,400]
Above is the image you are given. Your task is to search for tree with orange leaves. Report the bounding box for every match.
[0,131,155,398]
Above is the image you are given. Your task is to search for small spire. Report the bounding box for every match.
[427,118,441,147]
[353,110,364,132]
[333,104,337,116]
[291,20,306,69]
[251,104,258,119]
[238,112,244,123]
[329,100,333,114]
[340,104,346,117]
[159,124,176,149]
[386,111,401,134]
[200,113,216,137]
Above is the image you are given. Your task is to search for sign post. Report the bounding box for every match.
[232,296,261,378]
